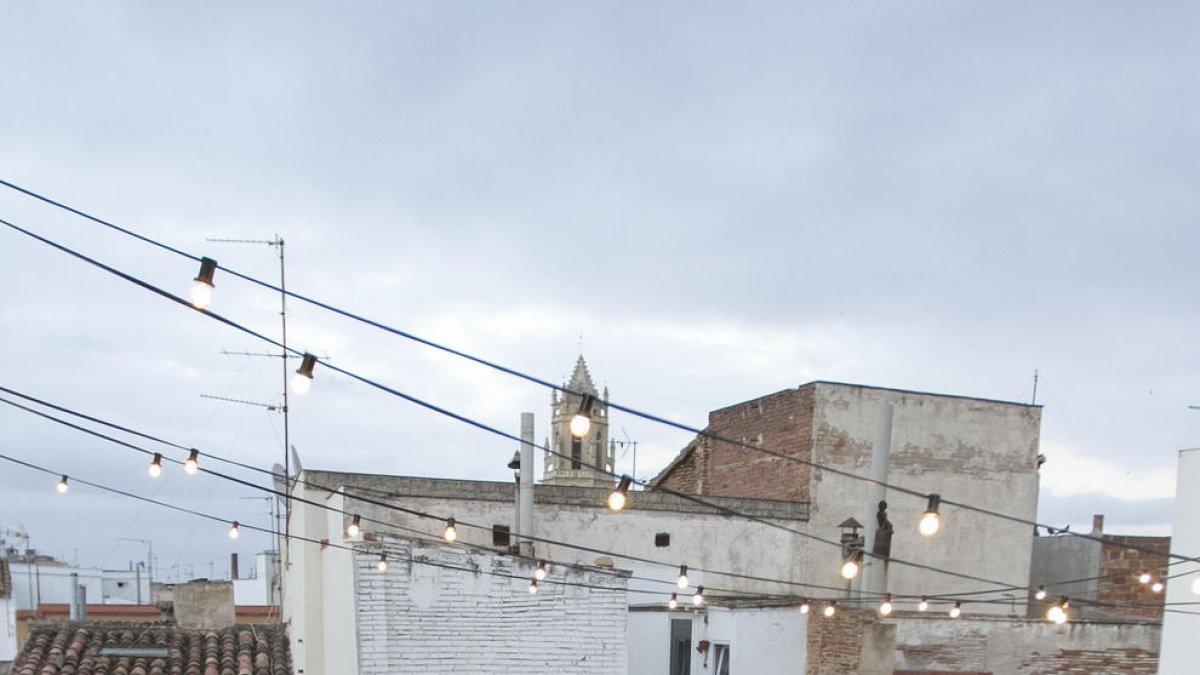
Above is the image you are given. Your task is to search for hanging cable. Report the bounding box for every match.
[0,198,1190,565]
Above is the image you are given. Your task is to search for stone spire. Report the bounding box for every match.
[542,355,615,488]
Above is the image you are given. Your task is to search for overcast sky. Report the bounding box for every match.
[1,2,1197,583]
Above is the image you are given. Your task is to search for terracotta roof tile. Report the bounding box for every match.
[13,622,292,675]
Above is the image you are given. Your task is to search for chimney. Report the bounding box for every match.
[231,553,239,580]
[1092,514,1105,534]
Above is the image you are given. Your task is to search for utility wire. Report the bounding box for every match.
[0,389,842,599]
[2,213,1185,599]
[3,450,1194,617]
[1,179,1192,564]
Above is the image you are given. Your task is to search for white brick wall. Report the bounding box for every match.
[355,540,628,675]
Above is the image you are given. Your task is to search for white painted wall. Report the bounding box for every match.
[232,552,279,606]
[628,606,807,675]
[354,539,628,674]
[0,595,15,663]
[1159,447,1200,675]
[8,564,149,609]
[808,384,1040,612]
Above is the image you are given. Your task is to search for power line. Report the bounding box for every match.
[0,179,1191,565]
[2,212,1188,600]
[4,450,1195,617]
[0,388,841,600]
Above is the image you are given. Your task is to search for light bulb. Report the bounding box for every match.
[918,596,929,612]
[823,604,836,618]
[677,565,689,589]
[228,522,240,539]
[879,596,893,616]
[185,449,199,475]
[56,475,69,494]
[1046,605,1065,623]
[949,602,962,619]
[692,586,704,606]
[444,518,457,542]
[1191,577,1200,596]
[799,600,810,614]
[377,555,388,572]
[534,562,547,581]
[189,280,213,310]
[569,414,591,438]
[347,515,361,538]
[607,490,627,511]
[668,593,678,610]
[291,372,313,396]
[1138,571,1152,584]
[840,559,860,580]
[148,453,163,478]
[529,579,539,595]
[919,512,941,537]
[1151,581,1164,593]
[1035,585,1047,600]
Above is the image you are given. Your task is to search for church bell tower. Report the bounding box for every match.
[543,355,615,488]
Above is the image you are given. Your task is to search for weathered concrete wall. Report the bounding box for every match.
[893,615,1159,674]
[173,580,235,629]
[808,383,1041,613]
[354,539,627,674]
[303,471,810,599]
[1029,534,1100,617]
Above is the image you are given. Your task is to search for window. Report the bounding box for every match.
[492,524,511,547]
[713,644,730,675]
[655,532,671,548]
[571,437,582,469]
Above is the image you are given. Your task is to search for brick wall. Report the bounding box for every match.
[1095,536,1169,621]
[805,607,893,675]
[656,387,815,501]
[354,540,628,674]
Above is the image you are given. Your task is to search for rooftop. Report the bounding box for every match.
[12,622,291,675]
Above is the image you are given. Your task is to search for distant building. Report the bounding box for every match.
[3,549,150,609]
[543,355,616,488]
[653,381,1043,610]
[1029,514,1169,621]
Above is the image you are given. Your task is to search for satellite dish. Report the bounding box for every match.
[271,464,287,494]
[290,444,303,477]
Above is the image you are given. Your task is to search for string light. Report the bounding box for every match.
[799,599,810,614]
[676,565,689,589]
[569,394,596,438]
[228,521,240,539]
[1138,571,1152,584]
[692,586,705,607]
[534,561,548,581]
[376,553,388,572]
[1151,580,1164,594]
[918,596,929,612]
[668,593,678,610]
[1035,585,1047,600]
[1047,598,1069,624]
[840,557,860,580]
[879,595,893,616]
[1192,577,1200,596]
[443,517,458,542]
[347,515,362,538]
[607,475,632,511]
[148,453,162,478]
[919,494,942,536]
[949,601,962,618]
[292,353,317,396]
[528,578,539,595]
[189,257,217,310]
[823,602,836,618]
[184,449,200,475]
[56,475,69,493]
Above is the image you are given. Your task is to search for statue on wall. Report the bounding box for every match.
[873,500,894,558]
